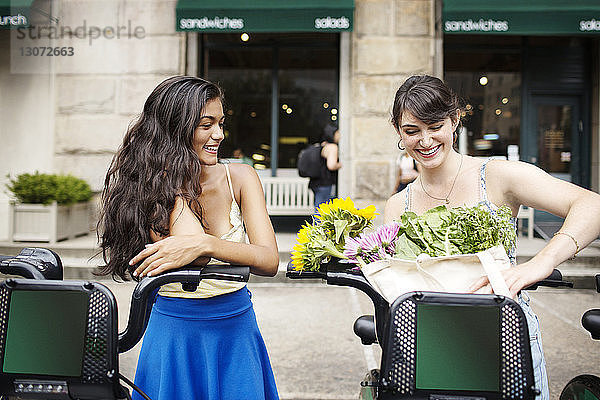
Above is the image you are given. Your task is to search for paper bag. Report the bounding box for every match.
[359,245,512,302]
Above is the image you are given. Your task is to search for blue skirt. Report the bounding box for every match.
[132,288,279,400]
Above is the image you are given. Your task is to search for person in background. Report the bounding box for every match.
[394,150,419,193]
[309,124,341,212]
[233,147,254,166]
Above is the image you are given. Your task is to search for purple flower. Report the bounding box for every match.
[378,222,401,245]
[343,222,403,263]
[356,231,381,252]
[343,236,363,261]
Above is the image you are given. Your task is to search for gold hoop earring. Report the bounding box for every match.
[397,140,405,151]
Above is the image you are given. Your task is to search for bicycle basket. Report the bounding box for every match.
[0,279,120,400]
[378,292,536,400]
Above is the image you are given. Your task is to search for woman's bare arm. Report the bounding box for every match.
[198,164,279,275]
[132,165,278,277]
[323,143,342,171]
[471,160,600,296]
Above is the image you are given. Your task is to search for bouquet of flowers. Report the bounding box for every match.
[291,200,517,300]
[290,197,377,271]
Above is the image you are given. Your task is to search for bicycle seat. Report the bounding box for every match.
[378,292,537,400]
[0,278,121,400]
[354,315,377,345]
[583,309,600,340]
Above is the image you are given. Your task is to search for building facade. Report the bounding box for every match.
[0,0,598,239]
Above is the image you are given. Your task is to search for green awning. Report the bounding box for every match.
[176,0,354,32]
[444,0,600,35]
[0,0,33,29]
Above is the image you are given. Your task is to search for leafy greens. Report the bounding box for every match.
[394,204,516,260]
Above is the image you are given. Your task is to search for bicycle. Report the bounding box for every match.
[287,258,573,400]
[0,247,251,400]
[559,274,600,400]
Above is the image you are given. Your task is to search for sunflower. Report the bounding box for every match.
[296,224,310,244]
[291,243,308,271]
[357,204,377,220]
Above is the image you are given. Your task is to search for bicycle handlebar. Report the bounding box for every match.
[527,268,574,289]
[0,248,63,280]
[118,264,250,353]
[287,259,572,293]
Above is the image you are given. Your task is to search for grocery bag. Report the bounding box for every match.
[359,245,512,303]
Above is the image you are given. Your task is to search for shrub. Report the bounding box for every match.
[54,175,93,205]
[6,172,92,205]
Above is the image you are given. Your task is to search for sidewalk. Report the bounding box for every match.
[1,230,599,287]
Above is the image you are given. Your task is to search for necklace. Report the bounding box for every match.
[419,154,464,204]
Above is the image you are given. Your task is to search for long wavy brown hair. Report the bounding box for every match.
[97,76,223,281]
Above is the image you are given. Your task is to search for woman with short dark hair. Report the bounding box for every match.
[385,75,600,400]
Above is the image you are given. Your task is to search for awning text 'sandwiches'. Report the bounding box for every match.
[176,0,354,33]
[444,0,600,35]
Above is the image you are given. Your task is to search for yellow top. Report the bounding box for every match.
[158,163,247,298]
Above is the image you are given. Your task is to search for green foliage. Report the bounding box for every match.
[6,172,92,205]
[54,175,93,205]
[394,205,517,260]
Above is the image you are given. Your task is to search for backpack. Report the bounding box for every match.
[297,143,322,178]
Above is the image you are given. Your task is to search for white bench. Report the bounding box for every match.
[260,177,314,216]
[517,206,534,239]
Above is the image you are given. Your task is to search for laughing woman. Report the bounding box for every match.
[98,76,279,399]
[384,75,600,399]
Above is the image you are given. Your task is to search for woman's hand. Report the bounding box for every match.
[468,260,552,298]
[130,234,213,278]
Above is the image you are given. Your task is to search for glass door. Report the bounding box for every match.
[201,33,339,174]
[527,96,581,184]
[524,95,583,238]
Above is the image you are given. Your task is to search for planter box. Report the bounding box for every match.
[8,201,91,243]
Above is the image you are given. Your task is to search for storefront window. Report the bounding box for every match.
[201,33,339,170]
[444,36,522,158]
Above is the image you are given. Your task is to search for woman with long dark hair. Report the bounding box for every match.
[98,76,279,399]
[385,75,600,399]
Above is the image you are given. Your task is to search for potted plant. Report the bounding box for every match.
[6,172,93,243]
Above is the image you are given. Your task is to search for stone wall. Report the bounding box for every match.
[0,29,55,240]
[348,0,435,214]
[592,40,600,193]
[52,0,183,191]
[0,0,183,239]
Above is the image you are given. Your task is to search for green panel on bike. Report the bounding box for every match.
[416,303,500,392]
[3,290,89,376]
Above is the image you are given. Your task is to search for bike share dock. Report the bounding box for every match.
[0,233,599,400]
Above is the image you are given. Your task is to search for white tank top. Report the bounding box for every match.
[159,163,247,298]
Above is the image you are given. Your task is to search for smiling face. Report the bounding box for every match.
[399,111,457,168]
[193,98,225,164]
